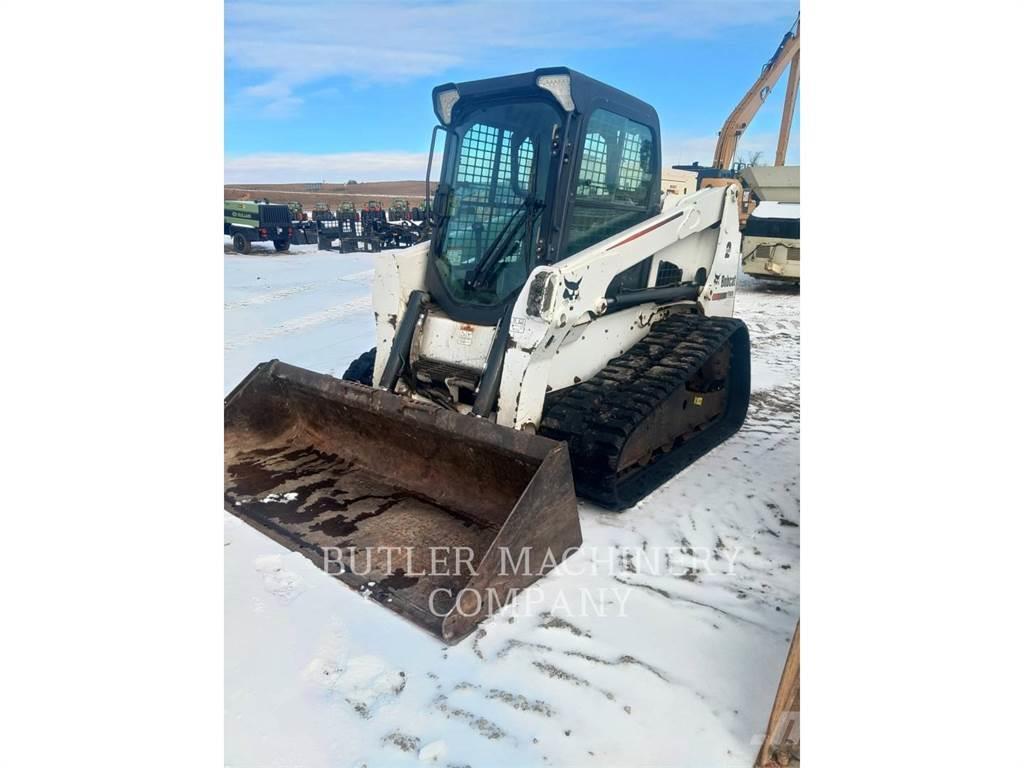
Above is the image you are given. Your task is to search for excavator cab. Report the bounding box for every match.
[427,67,661,324]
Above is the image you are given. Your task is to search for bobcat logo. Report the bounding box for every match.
[563,276,582,301]
[713,273,737,288]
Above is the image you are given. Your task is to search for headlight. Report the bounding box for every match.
[536,74,575,112]
[434,87,460,125]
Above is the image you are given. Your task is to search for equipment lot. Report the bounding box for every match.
[224,238,800,767]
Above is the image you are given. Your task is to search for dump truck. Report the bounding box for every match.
[224,200,292,254]
[225,68,750,643]
[741,201,800,281]
[740,165,800,282]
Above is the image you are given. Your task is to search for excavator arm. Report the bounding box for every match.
[774,44,800,167]
[712,16,800,170]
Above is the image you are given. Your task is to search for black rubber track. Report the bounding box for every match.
[341,348,376,386]
[539,313,750,510]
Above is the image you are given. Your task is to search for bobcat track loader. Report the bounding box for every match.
[225,68,751,643]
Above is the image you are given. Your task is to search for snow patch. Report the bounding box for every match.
[253,554,305,603]
[304,654,407,718]
[417,740,447,762]
[259,491,298,503]
[224,296,374,351]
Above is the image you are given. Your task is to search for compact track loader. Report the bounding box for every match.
[225,68,750,643]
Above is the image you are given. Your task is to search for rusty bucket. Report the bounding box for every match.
[224,361,581,643]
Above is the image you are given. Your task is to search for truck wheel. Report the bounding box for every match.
[274,240,290,252]
[341,349,376,386]
[232,233,251,254]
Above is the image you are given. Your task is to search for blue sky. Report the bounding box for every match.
[225,0,800,182]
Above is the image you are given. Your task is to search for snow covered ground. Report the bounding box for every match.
[224,238,800,768]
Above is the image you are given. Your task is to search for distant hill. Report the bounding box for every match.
[224,180,437,210]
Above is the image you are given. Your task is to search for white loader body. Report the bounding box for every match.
[371,184,741,430]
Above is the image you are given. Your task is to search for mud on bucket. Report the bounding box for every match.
[224,361,582,643]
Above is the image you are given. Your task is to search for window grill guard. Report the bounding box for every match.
[443,123,536,293]
[566,109,656,256]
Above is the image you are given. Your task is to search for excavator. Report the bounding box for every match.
[224,68,751,643]
[678,14,799,236]
[691,14,800,191]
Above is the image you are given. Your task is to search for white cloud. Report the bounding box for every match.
[662,130,800,167]
[224,150,436,183]
[225,128,799,184]
[226,0,798,114]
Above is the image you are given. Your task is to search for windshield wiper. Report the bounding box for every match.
[465,196,544,290]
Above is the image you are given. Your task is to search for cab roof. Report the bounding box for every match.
[433,67,660,133]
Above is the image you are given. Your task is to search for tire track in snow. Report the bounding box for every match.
[224,283,318,311]
[224,295,374,351]
[224,270,374,312]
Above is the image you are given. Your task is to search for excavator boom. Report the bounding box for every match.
[712,17,800,170]
[774,46,800,166]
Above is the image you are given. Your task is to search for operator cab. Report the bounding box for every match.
[427,68,662,325]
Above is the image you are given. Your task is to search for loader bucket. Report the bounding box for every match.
[224,361,581,643]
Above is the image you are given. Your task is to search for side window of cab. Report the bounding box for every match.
[564,109,655,257]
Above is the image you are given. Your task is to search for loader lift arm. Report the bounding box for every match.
[711,15,800,171]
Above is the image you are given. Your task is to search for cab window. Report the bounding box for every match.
[436,101,557,305]
[565,109,655,256]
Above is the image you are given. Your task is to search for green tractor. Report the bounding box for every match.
[362,199,386,227]
[224,200,293,254]
[387,198,410,222]
[287,201,306,222]
[337,200,357,218]
[311,202,334,222]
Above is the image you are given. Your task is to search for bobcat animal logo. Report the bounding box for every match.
[563,276,582,301]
